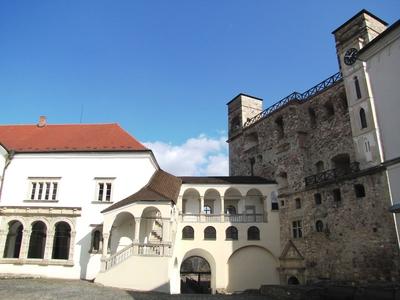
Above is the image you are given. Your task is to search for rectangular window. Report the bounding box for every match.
[28,178,60,201]
[333,188,341,202]
[95,178,115,202]
[292,220,302,238]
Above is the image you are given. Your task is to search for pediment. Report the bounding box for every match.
[280,240,304,260]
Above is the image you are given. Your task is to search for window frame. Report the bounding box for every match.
[27,177,61,202]
[204,226,216,240]
[247,226,260,241]
[94,178,115,203]
[292,220,303,239]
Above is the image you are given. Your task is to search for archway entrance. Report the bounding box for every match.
[180,256,211,294]
[288,276,300,285]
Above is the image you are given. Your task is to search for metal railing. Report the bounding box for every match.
[179,213,266,223]
[103,242,172,271]
[243,72,342,128]
[305,162,360,186]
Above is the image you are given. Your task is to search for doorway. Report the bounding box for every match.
[180,256,211,294]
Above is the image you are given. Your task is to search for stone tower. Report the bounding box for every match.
[333,10,388,168]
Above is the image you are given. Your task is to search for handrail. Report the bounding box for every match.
[305,162,360,186]
[179,213,266,223]
[243,72,342,128]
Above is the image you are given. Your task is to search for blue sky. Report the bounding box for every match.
[0,1,399,175]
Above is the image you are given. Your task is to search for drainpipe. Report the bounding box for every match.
[0,150,14,203]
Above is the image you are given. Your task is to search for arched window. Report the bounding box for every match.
[203,205,212,214]
[247,226,260,240]
[225,205,236,215]
[316,220,324,232]
[92,230,102,252]
[360,108,367,129]
[204,226,216,240]
[309,107,316,127]
[3,221,23,258]
[52,222,71,260]
[354,76,362,99]
[182,226,194,240]
[28,221,47,259]
[225,226,238,240]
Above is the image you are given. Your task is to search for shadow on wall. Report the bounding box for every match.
[77,231,92,279]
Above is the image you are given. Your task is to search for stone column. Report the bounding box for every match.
[20,228,31,259]
[134,219,141,243]
[102,232,110,258]
[220,196,225,222]
[68,231,76,262]
[44,229,54,261]
[0,229,8,258]
[200,196,205,222]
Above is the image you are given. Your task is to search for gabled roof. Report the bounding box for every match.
[331,9,388,34]
[102,169,182,213]
[0,123,147,153]
[180,176,276,185]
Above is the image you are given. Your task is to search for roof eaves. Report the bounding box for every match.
[332,9,388,34]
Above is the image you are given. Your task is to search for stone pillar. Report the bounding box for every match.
[134,219,141,243]
[177,196,183,213]
[102,232,110,258]
[20,228,31,259]
[44,229,54,260]
[200,196,205,222]
[68,231,76,262]
[0,229,7,258]
[263,196,268,222]
[220,196,225,222]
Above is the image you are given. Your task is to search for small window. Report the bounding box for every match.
[29,179,59,201]
[225,205,236,215]
[314,193,322,205]
[249,157,255,176]
[360,108,367,129]
[295,198,301,209]
[275,116,284,139]
[333,188,341,202]
[354,76,362,99]
[226,226,238,240]
[309,108,317,127]
[91,230,102,252]
[316,220,324,232]
[325,102,335,117]
[315,161,324,173]
[96,179,114,202]
[203,205,212,214]
[280,200,285,207]
[292,220,302,238]
[354,184,366,198]
[271,191,279,210]
[247,226,260,240]
[182,226,194,240]
[204,226,216,240]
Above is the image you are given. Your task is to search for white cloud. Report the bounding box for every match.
[144,134,229,176]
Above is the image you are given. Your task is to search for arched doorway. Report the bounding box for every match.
[288,276,300,285]
[180,256,211,294]
[3,220,23,258]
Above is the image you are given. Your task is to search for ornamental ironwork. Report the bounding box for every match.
[305,162,360,186]
[243,72,342,128]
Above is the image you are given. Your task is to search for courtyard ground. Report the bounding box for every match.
[0,278,269,300]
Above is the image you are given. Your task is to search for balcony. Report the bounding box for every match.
[179,213,266,223]
[305,162,360,187]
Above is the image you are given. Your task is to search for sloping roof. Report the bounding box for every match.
[331,9,388,34]
[0,123,147,153]
[102,170,182,213]
[179,176,276,185]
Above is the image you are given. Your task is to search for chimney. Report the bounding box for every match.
[38,116,47,127]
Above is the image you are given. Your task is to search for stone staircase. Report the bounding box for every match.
[149,218,163,243]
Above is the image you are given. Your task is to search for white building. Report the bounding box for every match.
[0,117,280,294]
[356,20,400,246]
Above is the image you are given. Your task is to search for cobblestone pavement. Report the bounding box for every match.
[0,279,269,300]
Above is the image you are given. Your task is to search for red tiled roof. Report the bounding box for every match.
[0,123,147,153]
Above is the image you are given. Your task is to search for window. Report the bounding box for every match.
[316,220,324,232]
[325,102,335,117]
[225,226,238,240]
[29,178,59,201]
[247,226,260,240]
[309,108,316,127]
[203,205,212,215]
[292,220,302,239]
[3,220,23,258]
[271,191,279,210]
[360,108,367,129]
[354,184,366,198]
[275,117,284,139]
[249,157,255,176]
[182,226,194,240]
[204,226,216,240]
[225,205,236,215]
[28,221,47,259]
[295,198,301,209]
[52,222,71,260]
[95,178,114,202]
[91,230,102,252]
[314,193,322,205]
[333,188,341,202]
[354,76,362,99]
[315,161,324,173]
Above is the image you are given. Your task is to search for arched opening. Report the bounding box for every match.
[275,116,284,139]
[204,226,216,240]
[245,188,263,219]
[3,220,23,258]
[91,230,102,253]
[109,212,135,254]
[316,220,324,232]
[180,256,211,294]
[204,189,221,217]
[247,226,260,240]
[224,188,242,221]
[182,226,194,240]
[360,108,367,129]
[271,191,278,210]
[288,276,300,285]
[52,221,71,259]
[182,188,201,215]
[28,221,47,259]
[331,153,351,176]
[140,207,162,244]
[354,76,362,99]
[226,226,238,240]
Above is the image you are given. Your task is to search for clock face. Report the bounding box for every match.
[344,48,358,65]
